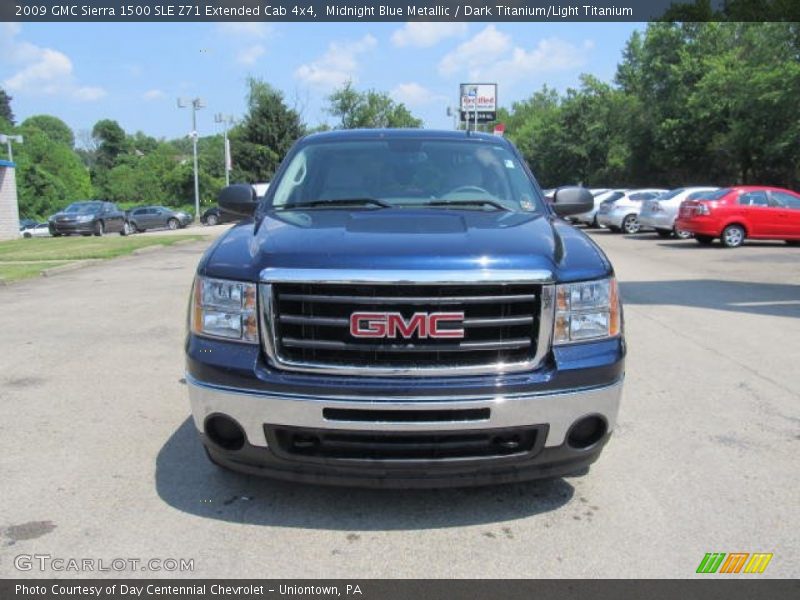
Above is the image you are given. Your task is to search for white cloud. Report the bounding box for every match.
[438,26,592,85]
[236,44,265,65]
[0,24,106,102]
[391,83,445,107]
[391,22,468,48]
[142,89,165,101]
[295,34,377,89]
[438,25,512,77]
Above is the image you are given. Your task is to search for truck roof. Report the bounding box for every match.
[302,128,509,145]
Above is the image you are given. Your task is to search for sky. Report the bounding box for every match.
[0,21,643,143]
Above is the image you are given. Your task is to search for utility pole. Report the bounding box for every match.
[214,113,235,187]
[178,97,205,223]
[0,133,23,162]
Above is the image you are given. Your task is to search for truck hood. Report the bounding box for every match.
[201,209,612,283]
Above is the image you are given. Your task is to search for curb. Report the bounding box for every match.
[41,260,97,277]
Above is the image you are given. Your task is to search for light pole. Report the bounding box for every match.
[446,106,459,130]
[178,97,205,223]
[214,113,235,187]
[0,134,23,162]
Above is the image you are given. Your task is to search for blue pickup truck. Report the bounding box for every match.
[185,129,624,487]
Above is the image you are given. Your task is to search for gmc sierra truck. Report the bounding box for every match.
[185,129,625,487]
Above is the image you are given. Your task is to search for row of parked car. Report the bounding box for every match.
[545,185,800,248]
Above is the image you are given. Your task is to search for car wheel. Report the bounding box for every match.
[23,232,32,238]
[721,224,745,248]
[655,229,672,239]
[785,240,800,246]
[622,214,641,234]
[120,221,131,236]
[674,228,693,239]
[94,221,105,236]
[206,214,219,226]
[51,232,61,237]
[695,235,714,245]
[167,218,179,230]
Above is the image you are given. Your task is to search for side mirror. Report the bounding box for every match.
[218,184,258,217]
[551,186,594,217]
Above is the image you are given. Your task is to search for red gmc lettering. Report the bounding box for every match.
[350,312,464,339]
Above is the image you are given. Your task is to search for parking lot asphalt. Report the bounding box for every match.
[0,227,797,579]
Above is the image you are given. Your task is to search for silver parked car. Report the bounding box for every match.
[639,187,719,238]
[127,206,192,233]
[571,189,624,227]
[596,189,669,234]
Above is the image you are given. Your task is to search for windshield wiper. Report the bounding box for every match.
[423,199,510,211]
[278,198,391,210]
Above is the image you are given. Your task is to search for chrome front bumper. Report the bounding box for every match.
[187,376,623,449]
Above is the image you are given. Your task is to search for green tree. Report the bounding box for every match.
[92,119,129,171]
[20,115,75,148]
[230,78,306,183]
[0,88,13,125]
[327,81,423,129]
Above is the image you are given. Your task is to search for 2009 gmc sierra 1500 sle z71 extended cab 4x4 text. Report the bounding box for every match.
[185,129,625,487]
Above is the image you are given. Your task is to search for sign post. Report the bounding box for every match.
[459,83,497,131]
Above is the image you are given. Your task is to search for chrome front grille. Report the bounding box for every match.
[260,278,554,376]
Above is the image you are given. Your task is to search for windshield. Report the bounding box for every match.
[64,202,102,214]
[699,188,731,201]
[269,139,544,212]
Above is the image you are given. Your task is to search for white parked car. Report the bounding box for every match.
[20,223,51,238]
[596,189,669,234]
[571,189,626,227]
[639,187,719,238]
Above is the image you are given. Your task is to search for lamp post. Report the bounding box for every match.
[214,113,235,187]
[177,97,205,223]
[0,134,23,162]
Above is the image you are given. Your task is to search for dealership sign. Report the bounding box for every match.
[460,83,497,123]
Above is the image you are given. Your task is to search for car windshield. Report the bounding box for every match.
[64,202,102,214]
[699,188,731,201]
[269,139,544,212]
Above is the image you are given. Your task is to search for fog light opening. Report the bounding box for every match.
[205,414,246,451]
[567,415,607,449]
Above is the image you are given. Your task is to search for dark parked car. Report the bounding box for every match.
[200,206,240,226]
[48,201,128,237]
[127,206,192,232]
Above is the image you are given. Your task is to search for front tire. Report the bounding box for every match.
[23,232,32,238]
[120,221,131,236]
[167,218,179,230]
[94,221,105,237]
[785,240,800,246]
[206,214,219,226]
[721,224,745,248]
[622,214,641,234]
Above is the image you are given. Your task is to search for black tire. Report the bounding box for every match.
[167,218,179,230]
[785,240,800,246]
[622,214,641,234]
[655,229,672,239]
[206,214,219,226]
[695,235,714,245]
[51,232,61,237]
[23,232,32,238]
[94,220,104,237]
[120,221,131,236]
[720,224,745,248]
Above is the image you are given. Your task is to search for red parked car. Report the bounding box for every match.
[675,186,800,248]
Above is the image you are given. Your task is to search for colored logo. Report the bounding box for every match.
[696,552,773,574]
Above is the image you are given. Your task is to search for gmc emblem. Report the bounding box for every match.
[350,312,465,339]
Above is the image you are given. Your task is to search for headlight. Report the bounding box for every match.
[190,276,258,343]
[77,214,94,222]
[553,277,621,345]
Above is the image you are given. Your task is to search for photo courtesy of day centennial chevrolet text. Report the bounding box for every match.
[185,129,624,487]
